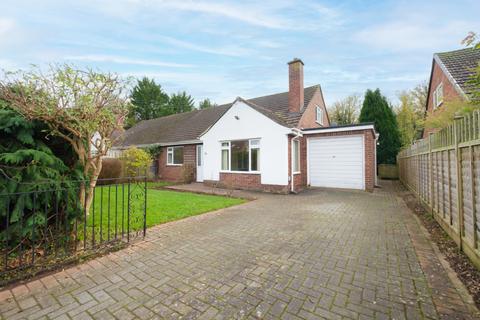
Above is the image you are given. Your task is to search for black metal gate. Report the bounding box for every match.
[0,176,147,285]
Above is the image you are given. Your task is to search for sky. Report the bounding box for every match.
[0,0,479,107]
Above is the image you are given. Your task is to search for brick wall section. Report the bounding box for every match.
[157,144,197,182]
[423,60,464,137]
[298,86,330,129]
[302,129,376,192]
[288,60,304,113]
[288,135,306,193]
[204,173,289,194]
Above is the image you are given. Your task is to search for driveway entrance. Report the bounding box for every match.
[0,182,477,319]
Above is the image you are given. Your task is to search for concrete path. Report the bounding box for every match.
[0,182,477,319]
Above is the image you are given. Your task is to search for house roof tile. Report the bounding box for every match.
[116,85,320,148]
[436,47,480,95]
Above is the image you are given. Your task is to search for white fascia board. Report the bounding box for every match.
[302,124,376,135]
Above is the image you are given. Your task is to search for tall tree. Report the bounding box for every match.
[395,82,427,147]
[128,77,169,126]
[396,92,418,147]
[0,65,130,215]
[359,89,401,164]
[198,98,217,109]
[169,91,195,114]
[329,94,361,125]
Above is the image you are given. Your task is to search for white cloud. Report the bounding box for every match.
[354,20,473,51]
[0,18,14,35]
[64,54,195,68]
[158,36,252,57]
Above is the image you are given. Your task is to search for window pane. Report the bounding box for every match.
[221,149,229,170]
[251,148,259,171]
[222,142,229,148]
[173,147,183,164]
[167,152,173,164]
[293,140,300,172]
[197,146,202,166]
[231,140,249,171]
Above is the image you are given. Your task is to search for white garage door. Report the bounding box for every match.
[308,135,365,190]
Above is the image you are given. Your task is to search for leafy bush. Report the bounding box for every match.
[120,147,152,177]
[0,105,83,250]
[98,158,123,184]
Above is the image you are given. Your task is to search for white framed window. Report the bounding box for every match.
[292,139,300,173]
[433,83,444,109]
[316,106,324,125]
[167,146,184,165]
[221,142,230,171]
[220,139,260,172]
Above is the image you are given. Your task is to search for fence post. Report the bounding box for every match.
[454,116,464,250]
[429,133,434,214]
[470,145,477,248]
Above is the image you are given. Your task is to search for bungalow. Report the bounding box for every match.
[114,59,378,193]
[423,47,480,137]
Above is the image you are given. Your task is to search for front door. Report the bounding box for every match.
[196,145,203,182]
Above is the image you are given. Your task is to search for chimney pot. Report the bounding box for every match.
[288,58,304,113]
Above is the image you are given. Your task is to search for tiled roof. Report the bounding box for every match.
[116,85,320,148]
[436,47,480,94]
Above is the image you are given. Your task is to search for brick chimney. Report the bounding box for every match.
[288,58,304,113]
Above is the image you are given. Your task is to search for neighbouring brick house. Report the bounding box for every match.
[114,59,378,193]
[423,47,480,137]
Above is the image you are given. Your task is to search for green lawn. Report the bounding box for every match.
[83,185,245,241]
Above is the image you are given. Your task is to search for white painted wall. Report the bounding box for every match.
[200,101,291,186]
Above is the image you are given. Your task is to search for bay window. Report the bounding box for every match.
[221,139,260,172]
[167,146,183,165]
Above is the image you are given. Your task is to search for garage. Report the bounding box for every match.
[302,124,377,191]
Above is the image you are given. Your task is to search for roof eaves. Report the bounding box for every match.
[433,54,470,101]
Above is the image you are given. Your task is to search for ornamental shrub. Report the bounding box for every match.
[120,147,152,177]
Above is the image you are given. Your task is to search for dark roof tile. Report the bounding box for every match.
[117,85,320,147]
[436,47,480,94]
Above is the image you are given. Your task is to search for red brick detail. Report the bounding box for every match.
[288,135,306,193]
[298,86,330,129]
[157,144,197,182]
[302,129,376,192]
[288,59,304,113]
[423,60,465,137]
[204,173,289,194]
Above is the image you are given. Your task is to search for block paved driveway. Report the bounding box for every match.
[0,182,478,319]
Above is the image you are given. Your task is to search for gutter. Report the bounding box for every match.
[112,139,202,150]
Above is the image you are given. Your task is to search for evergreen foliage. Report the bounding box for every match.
[0,103,83,249]
[169,91,195,114]
[198,98,217,109]
[128,77,170,127]
[359,89,401,164]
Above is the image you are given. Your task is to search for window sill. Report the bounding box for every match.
[315,120,324,126]
[220,171,261,175]
[293,172,301,175]
[166,164,183,167]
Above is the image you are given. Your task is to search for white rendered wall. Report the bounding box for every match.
[200,101,291,186]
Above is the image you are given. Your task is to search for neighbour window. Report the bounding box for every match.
[221,139,260,172]
[167,146,183,165]
[316,106,324,125]
[292,140,300,173]
[433,83,444,109]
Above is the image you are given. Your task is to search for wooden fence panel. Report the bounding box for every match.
[398,112,480,269]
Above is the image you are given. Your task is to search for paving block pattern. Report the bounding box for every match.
[0,184,477,319]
